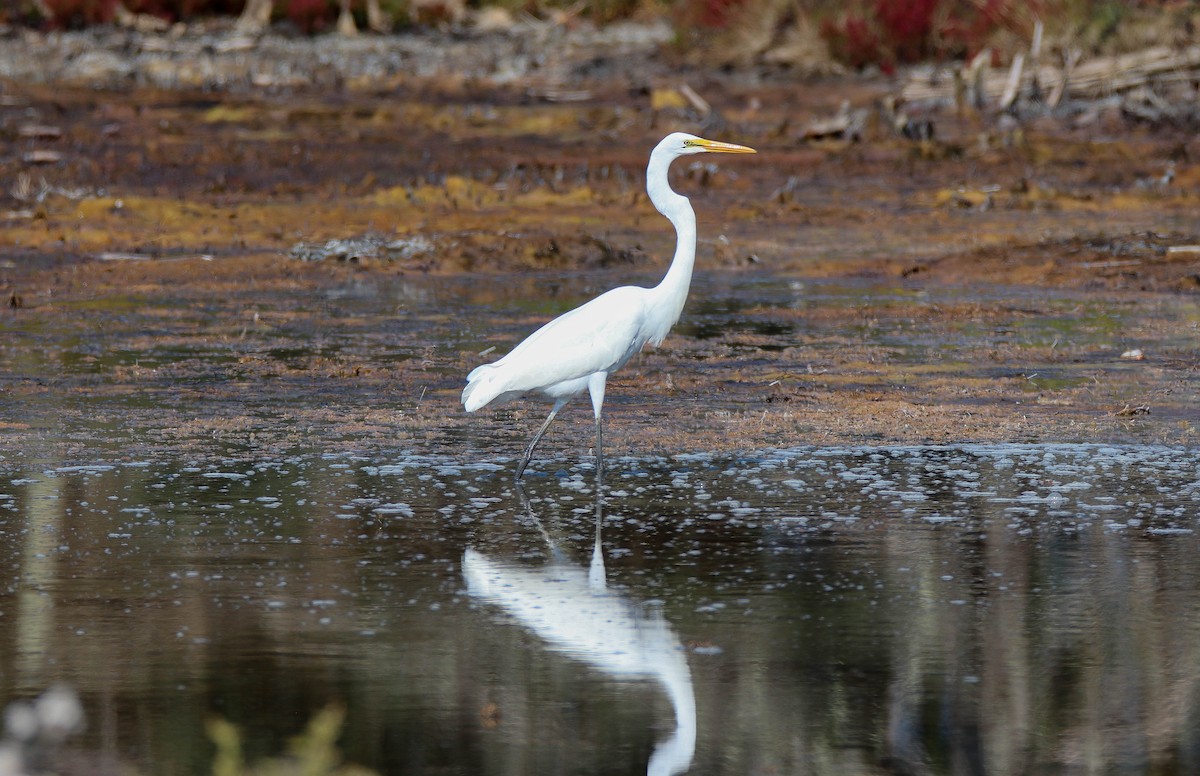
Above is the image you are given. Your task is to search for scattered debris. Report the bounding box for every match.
[934,185,1000,210]
[801,100,868,142]
[650,84,714,119]
[114,1,172,33]
[0,19,675,92]
[902,42,1200,127]
[21,150,63,164]
[530,233,641,269]
[527,86,592,102]
[289,234,435,263]
[8,174,91,203]
[95,252,151,261]
[16,124,62,140]
[678,83,711,117]
[1077,259,1141,271]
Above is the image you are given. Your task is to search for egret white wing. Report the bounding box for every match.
[504,287,649,372]
[463,287,651,410]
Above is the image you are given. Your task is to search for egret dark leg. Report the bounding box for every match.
[515,401,564,480]
[514,479,533,515]
[594,415,604,485]
[587,373,609,487]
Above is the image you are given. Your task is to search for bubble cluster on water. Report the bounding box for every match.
[0,443,1196,637]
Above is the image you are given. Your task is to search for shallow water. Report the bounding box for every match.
[2,442,1199,774]
[7,268,1197,469]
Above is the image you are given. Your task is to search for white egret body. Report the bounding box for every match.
[462,132,756,478]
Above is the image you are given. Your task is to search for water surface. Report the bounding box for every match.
[2,443,1199,774]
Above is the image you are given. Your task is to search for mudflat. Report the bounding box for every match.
[3,29,1198,464]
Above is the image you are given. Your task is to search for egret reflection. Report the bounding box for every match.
[463,487,696,776]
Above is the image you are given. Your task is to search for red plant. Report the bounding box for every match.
[124,0,176,20]
[821,0,1039,70]
[42,0,121,27]
[41,0,255,26]
[820,14,883,70]
[874,0,939,62]
[700,0,749,28]
[284,0,335,33]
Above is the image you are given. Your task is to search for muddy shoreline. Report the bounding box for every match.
[2,31,1199,466]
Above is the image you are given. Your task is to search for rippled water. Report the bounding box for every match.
[2,443,1199,774]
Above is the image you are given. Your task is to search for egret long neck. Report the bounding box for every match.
[645,152,698,337]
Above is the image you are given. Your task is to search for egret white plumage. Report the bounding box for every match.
[462,132,756,479]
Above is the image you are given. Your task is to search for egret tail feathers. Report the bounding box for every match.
[462,366,504,413]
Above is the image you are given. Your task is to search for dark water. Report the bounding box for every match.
[2,443,1199,774]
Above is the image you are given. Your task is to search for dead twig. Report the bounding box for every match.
[678,84,711,117]
[998,51,1025,110]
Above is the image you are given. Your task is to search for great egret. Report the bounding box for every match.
[462,132,756,479]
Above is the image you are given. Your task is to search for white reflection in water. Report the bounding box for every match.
[463,487,696,776]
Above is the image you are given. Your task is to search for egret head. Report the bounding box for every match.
[661,132,757,158]
[645,131,756,224]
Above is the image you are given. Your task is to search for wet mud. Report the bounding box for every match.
[2,50,1199,466]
